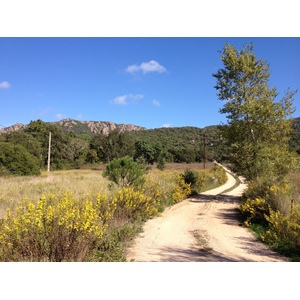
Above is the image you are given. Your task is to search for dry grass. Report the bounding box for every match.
[0,162,216,218]
[163,162,215,171]
[0,169,113,218]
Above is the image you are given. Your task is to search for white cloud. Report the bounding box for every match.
[110,94,144,105]
[126,65,140,73]
[111,95,127,105]
[126,60,167,74]
[152,99,160,107]
[162,123,172,128]
[0,81,11,89]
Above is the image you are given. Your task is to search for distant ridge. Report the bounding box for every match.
[0,118,146,135]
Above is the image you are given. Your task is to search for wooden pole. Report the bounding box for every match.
[47,132,51,172]
[203,132,206,169]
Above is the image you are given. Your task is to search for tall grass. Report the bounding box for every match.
[0,169,113,218]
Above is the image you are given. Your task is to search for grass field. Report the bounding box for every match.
[0,162,215,218]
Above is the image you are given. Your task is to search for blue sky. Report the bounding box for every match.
[0,37,299,130]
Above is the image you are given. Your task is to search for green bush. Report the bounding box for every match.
[0,142,40,176]
[103,156,147,188]
[182,165,227,195]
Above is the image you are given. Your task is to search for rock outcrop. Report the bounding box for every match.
[0,118,145,135]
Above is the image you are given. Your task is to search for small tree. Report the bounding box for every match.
[102,156,146,188]
[213,42,298,181]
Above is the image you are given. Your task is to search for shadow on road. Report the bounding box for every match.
[189,193,241,204]
[215,206,243,226]
[141,246,262,262]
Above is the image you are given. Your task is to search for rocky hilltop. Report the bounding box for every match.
[0,123,25,134]
[0,118,146,135]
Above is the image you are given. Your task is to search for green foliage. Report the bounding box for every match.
[1,118,234,172]
[134,139,167,165]
[157,155,166,170]
[96,224,142,262]
[182,165,227,194]
[290,117,300,153]
[213,42,298,181]
[90,130,135,163]
[183,169,198,187]
[0,142,40,176]
[4,131,43,164]
[128,126,226,164]
[103,156,147,188]
[24,119,74,170]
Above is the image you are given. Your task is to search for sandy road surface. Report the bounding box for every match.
[126,167,287,262]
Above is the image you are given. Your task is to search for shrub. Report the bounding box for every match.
[172,175,192,203]
[182,165,227,195]
[103,156,146,188]
[0,192,110,261]
[112,187,160,222]
[240,197,271,227]
[243,180,292,209]
[96,224,142,262]
[183,168,198,193]
[262,206,300,258]
[211,165,227,185]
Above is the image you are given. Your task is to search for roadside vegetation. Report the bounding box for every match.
[214,42,300,261]
[0,162,226,261]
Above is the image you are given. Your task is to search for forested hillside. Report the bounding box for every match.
[0,117,299,176]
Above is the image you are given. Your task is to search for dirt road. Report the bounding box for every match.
[126,167,287,262]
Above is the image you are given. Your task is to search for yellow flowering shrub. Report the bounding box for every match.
[171,175,192,203]
[113,187,160,221]
[240,197,271,227]
[0,192,109,262]
[262,205,300,256]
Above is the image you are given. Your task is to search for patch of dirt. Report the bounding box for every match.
[126,166,288,262]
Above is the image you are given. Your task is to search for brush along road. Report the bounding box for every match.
[126,166,287,262]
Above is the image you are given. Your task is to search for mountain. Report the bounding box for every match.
[0,118,146,135]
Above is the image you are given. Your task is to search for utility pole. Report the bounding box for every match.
[47,132,51,172]
[203,132,206,169]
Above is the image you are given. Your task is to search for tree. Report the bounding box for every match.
[102,156,147,188]
[90,130,135,163]
[0,142,40,176]
[24,119,71,170]
[213,42,298,181]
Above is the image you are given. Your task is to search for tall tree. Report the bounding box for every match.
[213,42,298,181]
[24,119,71,169]
[90,130,135,163]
